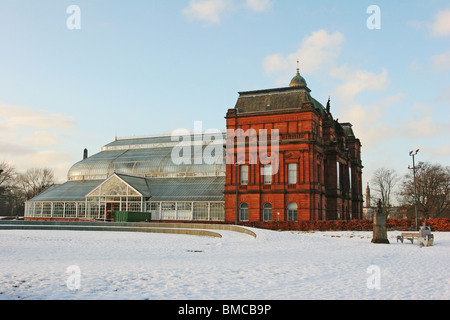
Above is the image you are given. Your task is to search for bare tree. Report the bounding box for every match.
[0,162,18,216]
[371,167,400,216]
[16,168,55,200]
[399,162,450,219]
[0,161,16,191]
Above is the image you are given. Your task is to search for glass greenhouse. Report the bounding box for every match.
[24,133,226,222]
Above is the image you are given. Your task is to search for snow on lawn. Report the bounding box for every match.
[0,228,448,300]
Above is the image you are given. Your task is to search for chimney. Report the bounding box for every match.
[83,148,88,160]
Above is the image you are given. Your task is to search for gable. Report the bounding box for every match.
[86,174,144,198]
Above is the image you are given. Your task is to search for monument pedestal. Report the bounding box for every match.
[371,211,390,244]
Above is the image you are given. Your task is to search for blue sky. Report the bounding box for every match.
[0,0,449,196]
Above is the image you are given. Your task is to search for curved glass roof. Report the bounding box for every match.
[68,133,226,181]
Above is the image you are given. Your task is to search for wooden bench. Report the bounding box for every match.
[397,232,420,244]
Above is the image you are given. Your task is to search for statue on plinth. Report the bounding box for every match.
[371,199,390,244]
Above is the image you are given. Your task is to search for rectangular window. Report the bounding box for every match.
[210,203,225,221]
[193,202,208,221]
[263,165,272,185]
[240,165,249,185]
[288,163,297,184]
[337,162,341,190]
[65,203,77,218]
[177,202,192,211]
[349,166,352,193]
[53,202,64,218]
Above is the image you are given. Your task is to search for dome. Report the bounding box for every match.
[289,70,307,87]
[67,134,226,181]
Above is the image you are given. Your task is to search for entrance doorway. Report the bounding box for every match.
[106,203,120,221]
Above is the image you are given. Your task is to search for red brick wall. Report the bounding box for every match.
[225,105,363,222]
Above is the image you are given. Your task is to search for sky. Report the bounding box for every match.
[0,0,449,196]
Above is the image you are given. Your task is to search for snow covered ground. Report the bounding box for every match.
[0,227,448,300]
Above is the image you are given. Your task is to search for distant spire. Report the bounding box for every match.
[326,96,331,114]
[366,183,371,208]
[296,59,300,75]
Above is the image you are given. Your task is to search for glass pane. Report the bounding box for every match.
[239,203,249,221]
[288,163,297,184]
[240,165,248,185]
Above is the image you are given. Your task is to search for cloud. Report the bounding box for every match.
[427,144,450,157]
[0,103,75,150]
[0,141,34,157]
[402,103,446,139]
[262,29,389,102]
[182,0,232,25]
[431,9,450,36]
[245,0,272,12]
[330,67,389,102]
[337,94,405,148]
[263,30,345,76]
[0,104,76,132]
[182,0,273,25]
[409,9,450,37]
[22,131,61,148]
[431,50,450,71]
[0,103,78,181]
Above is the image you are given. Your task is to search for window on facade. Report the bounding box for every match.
[177,202,192,211]
[287,202,298,221]
[239,203,249,221]
[337,162,341,190]
[240,165,249,185]
[348,166,352,193]
[53,202,64,218]
[210,203,225,221]
[263,165,272,184]
[78,203,86,218]
[162,202,176,211]
[263,202,272,221]
[193,202,208,220]
[42,203,51,217]
[128,201,142,212]
[288,163,297,184]
[66,203,77,218]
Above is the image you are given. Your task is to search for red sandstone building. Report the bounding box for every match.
[225,68,363,223]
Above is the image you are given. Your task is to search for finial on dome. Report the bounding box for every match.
[289,59,307,87]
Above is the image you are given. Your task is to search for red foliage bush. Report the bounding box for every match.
[238,218,450,232]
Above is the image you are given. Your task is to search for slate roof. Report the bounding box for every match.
[30,180,103,202]
[234,86,326,115]
[28,174,225,203]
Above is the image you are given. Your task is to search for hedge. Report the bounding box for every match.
[238,218,450,232]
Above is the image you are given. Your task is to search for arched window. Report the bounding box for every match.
[263,202,272,221]
[239,203,249,221]
[287,202,297,221]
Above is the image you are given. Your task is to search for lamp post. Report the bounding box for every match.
[408,149,420,231]
[235,162,240,225]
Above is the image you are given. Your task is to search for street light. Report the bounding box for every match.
[408,149,421,231]
[235,161,241,225]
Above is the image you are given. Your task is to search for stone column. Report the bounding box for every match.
[371,199,389,244]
